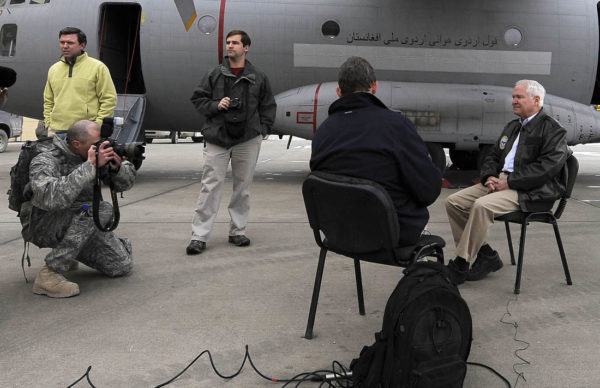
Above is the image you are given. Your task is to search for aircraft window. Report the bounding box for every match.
[0,23,17,56]
[504,27,522,47]
[322,20,340,39]
[9,0,25,4]
[30,0,51,4]
[0,0,6,6]
[197,15,217,34]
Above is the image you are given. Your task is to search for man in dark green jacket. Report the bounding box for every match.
[445,80,570,285]
[187,30,276,254]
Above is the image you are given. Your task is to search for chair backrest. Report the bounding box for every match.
[302,171,399,262]
[554,154,579,219]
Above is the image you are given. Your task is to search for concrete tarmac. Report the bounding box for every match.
[1,137,599,387]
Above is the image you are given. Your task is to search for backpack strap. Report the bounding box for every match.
[21,241,31,283]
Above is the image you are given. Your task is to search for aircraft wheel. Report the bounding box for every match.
[477,145,493,169]
[0,129,8,153]
[449,149,478,170]
[170,131,178,144]
[133,158,143,171]
[426,142,446,173]
[191,136,203,143]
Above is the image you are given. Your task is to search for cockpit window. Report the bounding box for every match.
[30,0,50,3]
[9,0,25,4]
[0,24,17,56]
[0,0,7,6]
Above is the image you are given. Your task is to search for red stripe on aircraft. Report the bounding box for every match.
[218,0,226,62]
[313,83,322,133]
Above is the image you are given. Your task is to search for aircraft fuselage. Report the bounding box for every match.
[0,0,599,164]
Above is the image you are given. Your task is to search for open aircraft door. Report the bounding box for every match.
[113,94,146,143]
[99,3,146,144]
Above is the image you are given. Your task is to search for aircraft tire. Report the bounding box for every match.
[191,136,203,143]
[449,149,478,170]
[0,129,8,153]
[477,145,493,169]
[170,131,178,144]
[426,142,446,173]
[133,158,143,171]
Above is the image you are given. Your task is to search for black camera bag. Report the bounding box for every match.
[350,260,472,387]
[223,76,248,139]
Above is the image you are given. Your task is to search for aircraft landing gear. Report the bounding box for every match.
[449,145,494,171]
[449,149,478,170]
[426,142,446,173]
[476,145,493,169]
[170,131,178,144]
[0,129,8,153]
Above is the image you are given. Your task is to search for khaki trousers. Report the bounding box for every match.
[191,135,262,242]
[42,127,67,139]
[445,174,519,261]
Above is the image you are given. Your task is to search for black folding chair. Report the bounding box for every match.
[302,171,445,339]
[494,154,578,294]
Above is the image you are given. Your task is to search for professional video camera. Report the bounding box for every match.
[99,117,145,168]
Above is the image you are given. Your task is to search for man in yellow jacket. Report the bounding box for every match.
[43,27,117,138]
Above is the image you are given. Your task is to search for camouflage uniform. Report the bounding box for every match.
[28,136,136,276]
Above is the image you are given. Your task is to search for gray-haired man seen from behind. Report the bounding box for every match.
[445,80,571,285]
[310,56,442,246]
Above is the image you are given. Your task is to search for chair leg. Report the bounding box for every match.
[552,222,573,286]
[305,247,327,339]
[354,259,365,316]
[504,221,516,266]
[514,222,527,294]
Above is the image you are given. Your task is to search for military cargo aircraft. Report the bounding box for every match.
[0,0,599,170]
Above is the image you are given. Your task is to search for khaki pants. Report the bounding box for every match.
[40,126,66,139]
[191,135,262,242]
[445,174,519,261]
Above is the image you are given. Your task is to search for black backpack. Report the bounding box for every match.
[350,260,472,388]
[7,137,53,216]
[7,137,55,281]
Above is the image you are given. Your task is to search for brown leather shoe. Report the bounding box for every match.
[32,265,80,298]
[228,235,250,247]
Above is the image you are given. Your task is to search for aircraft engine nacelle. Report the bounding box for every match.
[274,81,520,149]
[274,81,600,169]
[544,96,600,145]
